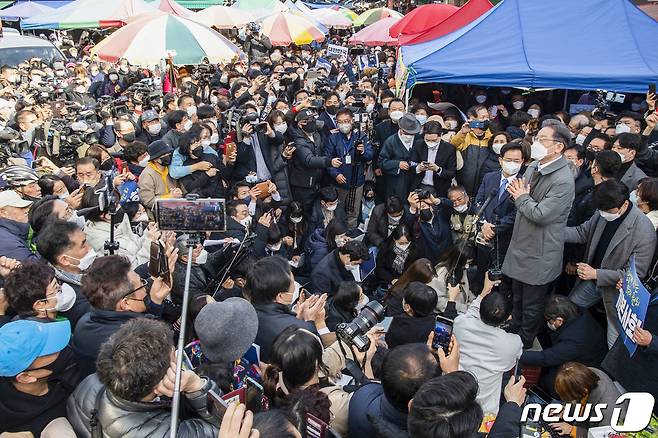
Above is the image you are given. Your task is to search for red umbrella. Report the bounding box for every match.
[399,0,493,46]
[349,16,401,47]
[389,4,458,38]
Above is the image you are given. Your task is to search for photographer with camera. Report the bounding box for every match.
[325,107,375,228]
[406,190,453,265]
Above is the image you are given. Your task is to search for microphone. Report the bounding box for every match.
[475,189,497,219]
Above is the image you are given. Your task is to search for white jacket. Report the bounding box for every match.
[453,295,522,415]
[84,215,150,268]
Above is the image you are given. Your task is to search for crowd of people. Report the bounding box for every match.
[0,22,658,438]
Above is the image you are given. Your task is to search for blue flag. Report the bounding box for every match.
[617,255,651,356]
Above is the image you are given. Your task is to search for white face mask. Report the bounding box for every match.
[267,242,282,252]
[210,95,219,105]
[547,321,558,331]
[388,214,401,223]
[335,236,346,247]
[290,216,303,224]
[396,242,410,251]
[615,123,631,135]
[201,139,211,148]
[356,293,369,312]
[445,120,458,130]
[416,115,428,125]
[492,143,504,154]
[245,174,257,184]
[195,249,208,264]
[338,123,352,134]
[502,161,522,176]
[599,209,621,222]
[575,134,587,146]
[243,137,253,146]
[324,203,338,212]
[425,141,439,149]
[512,101,525,110]
[67,248,98,271]
[527,108,540,118]
[135,212,149,222]
[345,263,359,271]
[239,216,252,228]
[58,191,70,200]
[274,122,288,134]
[187,106,197,117]
[366,103,375,113]
[530,140,549,160]
[138,155,150,167]
[55,283,77,312]
[183,119,193,132]
[390,110,404,122]
[210,133,219,144]
[382,102,390,109]
[454,203,468,213]
[68,212,86,229]
[399,132,414,146]
[147,124,162,135]
[617,151,627,163]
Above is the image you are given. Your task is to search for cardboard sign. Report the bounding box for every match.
[326,44,348,58]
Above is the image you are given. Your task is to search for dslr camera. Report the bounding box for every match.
[413,188,432,201]
[336,301,385,352]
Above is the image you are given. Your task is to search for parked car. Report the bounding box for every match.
[0,32,65,67]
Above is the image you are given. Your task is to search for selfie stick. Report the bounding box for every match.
[170,232,202,437]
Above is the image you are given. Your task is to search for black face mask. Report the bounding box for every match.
[584,148,597,162]
[191,146,204,158]
[36,346,80,391]
[159,155,172,166]
[419,209,433,222]
[121,131,136,143]
[325,105,338,116]
[99,158,113,171]
[302,120,317,133]
[365,191,375,200]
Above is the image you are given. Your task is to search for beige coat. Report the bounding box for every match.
[138,163,179,211]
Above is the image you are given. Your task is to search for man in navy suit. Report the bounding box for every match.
[318,92,340,142]
[473,142,526,293]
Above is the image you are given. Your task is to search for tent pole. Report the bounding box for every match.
[562,89,569,112]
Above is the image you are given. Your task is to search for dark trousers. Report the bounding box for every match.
[474,244,511,297]
[511,279,551,349]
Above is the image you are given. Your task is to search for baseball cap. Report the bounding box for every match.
[195,298,258,363]
[295,108,316,123]
[0,319,71,377]
[0,190,33,209]
[141,109,159,123]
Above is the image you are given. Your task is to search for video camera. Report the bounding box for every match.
[126,80,163,111]
[336,301,385,352]
[592,89,625,122]
[191,63,216,84]
[0,128,29,166]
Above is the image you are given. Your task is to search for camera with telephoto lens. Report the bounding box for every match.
[592,89,624,121]
[0,127,29,166]
[414,188,432,201]
[336,301,385,352]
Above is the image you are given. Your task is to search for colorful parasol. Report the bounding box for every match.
[349,16,400,46]
[21,0,156,29]
[389,4,458,38]
[353,7,402,27]
[91,13,244,66]
[0,1,56,20]
[261,11,325,46]
[308,8,352,29]
[333,6,358,21]
[157,0,193,17]
[191,5,254,28]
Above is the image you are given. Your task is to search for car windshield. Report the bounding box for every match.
[0,46,65,67]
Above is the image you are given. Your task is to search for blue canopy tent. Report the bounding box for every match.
[400,0,658,94]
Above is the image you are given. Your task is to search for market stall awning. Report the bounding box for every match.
[389,4,457,38]
[402,0,658,93]
[91,12,244,65]
[348,16,399,46]
[0,1,55,19]
[399,0,492,46]
[21,0,156,28]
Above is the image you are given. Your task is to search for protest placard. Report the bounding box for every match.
[616,255,651,356]
[326,44,348,58]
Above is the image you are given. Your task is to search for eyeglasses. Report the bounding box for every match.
[533,136,560,143]
[122,279,147,301]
